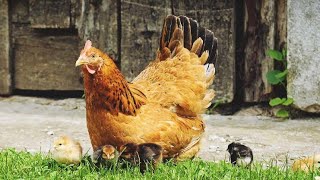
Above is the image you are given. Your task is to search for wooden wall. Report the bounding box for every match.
[236,0,287,103]
[0,0,287,105]
[10,0,82,91]
[0,0,11,94]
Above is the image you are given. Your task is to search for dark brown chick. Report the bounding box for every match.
[137,143,163,173]
[119,143,139,165]
[227,142,253,167]
[92,145,118,168]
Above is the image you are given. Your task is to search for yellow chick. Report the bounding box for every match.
[292,154,320,172]
[51,136,83,165]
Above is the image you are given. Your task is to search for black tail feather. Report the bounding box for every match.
[209,36,218,64]
[189,18,199,45]
[203,29,218,64]
[179,16,192,50]
[159,15,218,65]
[160,15,178,50]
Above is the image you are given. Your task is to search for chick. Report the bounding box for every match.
[92,145,119,168]
[227,142,253,167]
[292,154,320,172]
[119,143,139,165]
[51,136,83,165]
[137,143,163,173]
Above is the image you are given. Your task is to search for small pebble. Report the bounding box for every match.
[47,131,54,135]
[209,135,226,142]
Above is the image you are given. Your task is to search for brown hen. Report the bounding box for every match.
[75,15,218,161]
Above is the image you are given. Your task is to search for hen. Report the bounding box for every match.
[75,15,218,161]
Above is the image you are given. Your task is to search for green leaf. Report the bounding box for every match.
[282,97,294,106]
[275,70,288,79]
[282,49,287,57]
[212,100,222,109]
[276,109,289,118]
[266,70,285,85]
[269,98,286,107]
[266,50,283,61]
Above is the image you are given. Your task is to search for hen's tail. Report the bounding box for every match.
[157,15,218,110]
[158,15,218,65]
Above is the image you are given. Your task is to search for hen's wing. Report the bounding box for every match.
[132,15,218,117]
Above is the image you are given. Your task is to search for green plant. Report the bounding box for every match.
[266,49,294,118]
[0,149,318,179]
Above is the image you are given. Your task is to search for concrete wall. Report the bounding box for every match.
[287,0,320,112]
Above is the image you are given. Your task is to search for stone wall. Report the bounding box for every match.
[287,0,320,113]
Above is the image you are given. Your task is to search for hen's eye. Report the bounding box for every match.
[91,54,95,58]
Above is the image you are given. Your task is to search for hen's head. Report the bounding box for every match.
[75,40,114,74]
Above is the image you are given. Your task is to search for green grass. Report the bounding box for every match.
[0,149,318,180]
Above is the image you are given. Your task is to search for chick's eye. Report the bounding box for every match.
[91,54,95,58]
[59,143,62,146]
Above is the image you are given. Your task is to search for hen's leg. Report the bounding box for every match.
[175,142,201,161]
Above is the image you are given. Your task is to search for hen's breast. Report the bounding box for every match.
[85,101,204,158]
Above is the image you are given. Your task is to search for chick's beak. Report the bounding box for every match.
[75,55,88,67]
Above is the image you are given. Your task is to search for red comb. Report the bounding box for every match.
[84,40,92,51]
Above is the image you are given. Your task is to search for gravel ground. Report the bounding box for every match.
[0,96,319,166]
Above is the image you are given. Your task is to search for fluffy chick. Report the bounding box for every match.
[119,143,139,165]
[51,136,82,165]
[92,145,118,167]
[227,142,253,167]
[137,143,163,173]
[292,154,320,172]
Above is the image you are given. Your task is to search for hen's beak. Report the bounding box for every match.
[75,56,88,67]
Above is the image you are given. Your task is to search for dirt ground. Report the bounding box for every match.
[0,96,319,166]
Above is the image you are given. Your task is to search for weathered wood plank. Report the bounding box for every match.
[275,0,287,49]
[14,35,83,90]
[173,0,235,103]
[70,0,81,28]
[77,0,118,64]
[0,0,11,95]
[120,0,171,80]
[10,0,82,91]
[243,0,275,102]
[29,0,71,28]
[11,0,29,23]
